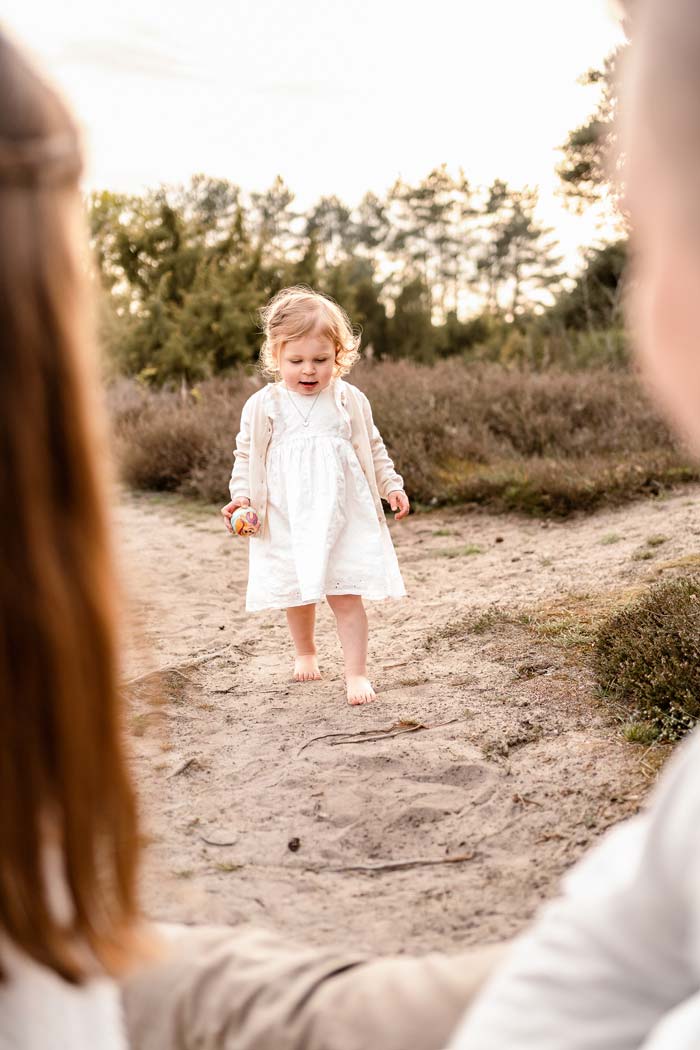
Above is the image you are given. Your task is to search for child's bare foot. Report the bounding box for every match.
[346,675,376,706]
[293,654,321,682]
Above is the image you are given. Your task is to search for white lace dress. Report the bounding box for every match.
[246,384,406,612]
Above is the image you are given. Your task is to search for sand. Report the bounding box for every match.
[117,484,700,954]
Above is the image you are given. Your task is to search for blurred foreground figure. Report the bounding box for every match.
[451,1,700,1046]
[0,28,146,1050]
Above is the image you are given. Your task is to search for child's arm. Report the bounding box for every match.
[360,392,410,519]
[221,397,253,533]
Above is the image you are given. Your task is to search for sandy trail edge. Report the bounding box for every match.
[117,485,700,953]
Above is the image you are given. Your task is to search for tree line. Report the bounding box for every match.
[92,50,625,384]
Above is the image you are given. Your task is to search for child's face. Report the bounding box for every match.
[278,331,336,395]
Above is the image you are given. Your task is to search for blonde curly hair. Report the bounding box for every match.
[259,286,361,378]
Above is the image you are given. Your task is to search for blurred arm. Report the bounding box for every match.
[122,925,504,1050]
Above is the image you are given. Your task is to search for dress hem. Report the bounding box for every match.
[246,590,407,613]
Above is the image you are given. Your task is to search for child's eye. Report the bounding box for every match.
[315,357,329,363]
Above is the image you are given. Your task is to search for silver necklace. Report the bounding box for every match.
[285,386,322,427]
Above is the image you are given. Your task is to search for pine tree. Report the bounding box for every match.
[558,49,622,210]
[476,182,563,317]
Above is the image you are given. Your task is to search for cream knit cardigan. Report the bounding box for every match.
[229,379,404,535]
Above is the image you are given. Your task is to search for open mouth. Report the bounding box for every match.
[299,380,318,389]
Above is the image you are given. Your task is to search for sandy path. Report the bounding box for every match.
[117,485,700,953]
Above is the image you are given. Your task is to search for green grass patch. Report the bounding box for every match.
[623,722,660,745]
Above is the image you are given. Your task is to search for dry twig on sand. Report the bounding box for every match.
[170,757,199,777]
[320,852,476,874]
[298,718,461,754]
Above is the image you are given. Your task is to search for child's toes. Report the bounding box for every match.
[346,676,376,705]
[293,655,321,682]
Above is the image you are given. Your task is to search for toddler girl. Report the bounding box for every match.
[221,287,409,706]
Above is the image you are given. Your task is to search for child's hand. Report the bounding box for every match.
[388,490,410,521]
[221,496,250,535]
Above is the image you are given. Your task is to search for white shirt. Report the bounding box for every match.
[450,729,700,1050]
[0,943,127,1050]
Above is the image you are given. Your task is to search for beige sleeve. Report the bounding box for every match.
[360,392,404,500]
[121,924,505,1050]
[228,395,254,501]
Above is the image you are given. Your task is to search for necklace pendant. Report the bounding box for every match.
[285,385,321,428]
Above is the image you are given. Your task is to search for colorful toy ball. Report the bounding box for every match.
[231,506,260,536]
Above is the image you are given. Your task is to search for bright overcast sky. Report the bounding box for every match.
[5,0,625,264]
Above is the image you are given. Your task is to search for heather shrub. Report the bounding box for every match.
[428,452,694,516]
[353,361,691,511]
[594,577,700,742]
[110,372,261,499]
[109,360,697,513]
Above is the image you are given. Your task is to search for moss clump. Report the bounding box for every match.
[594,577,700,741]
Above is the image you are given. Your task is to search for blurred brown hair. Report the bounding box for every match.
[0,32,141,981]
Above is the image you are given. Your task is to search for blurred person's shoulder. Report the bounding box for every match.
[648,728,700,839]
[618,728,700,885]
[555,727,700,906]
[0,940,126,1050]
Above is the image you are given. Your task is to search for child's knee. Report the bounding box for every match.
[328,594,365,618]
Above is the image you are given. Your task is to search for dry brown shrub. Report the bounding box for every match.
[108,361,696,513]
[594,577,700,741]
[353,361,692,512]
[110,373,262,499]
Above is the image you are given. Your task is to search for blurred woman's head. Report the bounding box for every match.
[0,32,140,981]
[619,0,700,450]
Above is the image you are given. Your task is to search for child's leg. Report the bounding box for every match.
[325,594,376,706]
[286,604,321,682]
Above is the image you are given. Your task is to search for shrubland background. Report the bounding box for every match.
[100,47,696,516]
